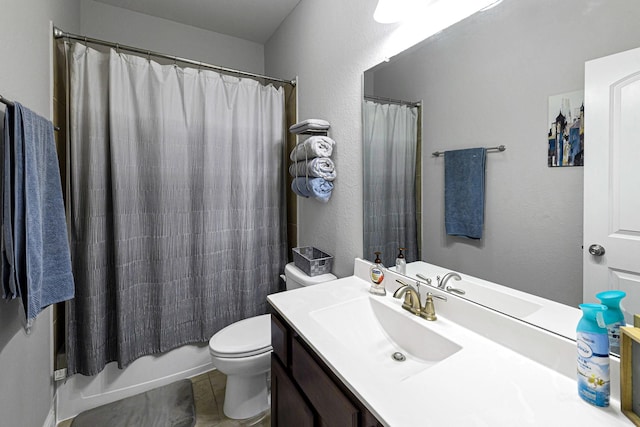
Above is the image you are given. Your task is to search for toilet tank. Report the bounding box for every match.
[284,262,336,290]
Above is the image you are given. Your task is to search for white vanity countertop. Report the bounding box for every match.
[268,275,633,427]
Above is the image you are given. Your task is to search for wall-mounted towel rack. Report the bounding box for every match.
[1,93,60,131]
[432,144,506,157]
[0,94,15,107]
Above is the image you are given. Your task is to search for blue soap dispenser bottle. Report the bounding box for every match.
[576,303,610,407]
[596,290,626,355]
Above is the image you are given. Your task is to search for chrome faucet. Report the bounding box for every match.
[436,272,466,295]
[393,280,447,321]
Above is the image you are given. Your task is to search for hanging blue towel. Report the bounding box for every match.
[291,177,333,203]
[11,103,75,320]
[444,148,486,239]
[2,106,19,299]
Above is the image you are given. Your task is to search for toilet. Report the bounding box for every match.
[208,262,336,419]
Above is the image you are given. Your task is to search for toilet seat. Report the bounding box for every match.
[209,314,272,358]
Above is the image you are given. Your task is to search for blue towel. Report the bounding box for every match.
[12,103,75,320]
[291,177,333,203]
[1,106,19,299]
[444,148,486,239]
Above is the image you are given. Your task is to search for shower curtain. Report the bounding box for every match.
[363,100,418,268]
[66,43,287,376]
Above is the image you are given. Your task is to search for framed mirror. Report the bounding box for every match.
[362,0,640,350]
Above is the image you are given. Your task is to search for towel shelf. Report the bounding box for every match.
[432,145,506,157]
[293,130,328,136]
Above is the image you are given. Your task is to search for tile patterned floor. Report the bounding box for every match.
[56,370,270,427]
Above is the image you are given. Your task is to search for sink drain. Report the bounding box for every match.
[391,351,406,362]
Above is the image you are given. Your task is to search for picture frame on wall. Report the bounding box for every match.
[547,90,584,167]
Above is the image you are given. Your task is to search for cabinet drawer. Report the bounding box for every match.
[271,314,288,366]
[292,338,359,427]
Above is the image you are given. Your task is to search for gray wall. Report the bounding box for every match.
[79,0,265,75]
[369,0,640,306]
[265,0,487,278]
[0,2,80,425]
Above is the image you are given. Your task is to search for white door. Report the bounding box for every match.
[584,46,640,325]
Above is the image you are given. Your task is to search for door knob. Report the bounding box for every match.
[588,244,605,256]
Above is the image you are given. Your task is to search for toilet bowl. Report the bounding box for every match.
[208,262,336,419]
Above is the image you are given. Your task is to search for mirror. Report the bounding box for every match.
[363,0,640,344]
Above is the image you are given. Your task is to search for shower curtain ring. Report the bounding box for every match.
[83,36,87,48]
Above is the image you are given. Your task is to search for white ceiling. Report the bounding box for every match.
[95,0,302,43]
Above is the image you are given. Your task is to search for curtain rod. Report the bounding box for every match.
[364,94,421,107]
[432,145,506,157]
[53,27,296,87]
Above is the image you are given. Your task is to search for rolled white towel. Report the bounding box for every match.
[289,158,336,181]
[289,119,330,134]
[290,136,335,161]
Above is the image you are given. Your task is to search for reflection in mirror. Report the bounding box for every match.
[362,0,640,350]
[362,96,421,268]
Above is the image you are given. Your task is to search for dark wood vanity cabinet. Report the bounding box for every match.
[270,312,382,427]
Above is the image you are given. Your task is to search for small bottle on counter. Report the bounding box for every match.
[596,290,626,355]
[576,303,610,407]
[395,248,406,275]
[369,252,386,296]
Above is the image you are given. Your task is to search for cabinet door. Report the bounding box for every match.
[292,338,359,427]
[271,356,314,427]
[271,314,289,366]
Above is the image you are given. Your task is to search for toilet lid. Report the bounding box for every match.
[209,314,272,358]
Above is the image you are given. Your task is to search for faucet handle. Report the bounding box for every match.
[416,273,432,285]
[430,293,447,302]
[421,292,446,321]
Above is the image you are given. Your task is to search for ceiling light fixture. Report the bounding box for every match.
[373,0,414,24]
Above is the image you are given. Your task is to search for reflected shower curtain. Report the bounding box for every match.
[66,43,287,376]
[363,100,418,268]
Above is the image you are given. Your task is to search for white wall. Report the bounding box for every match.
[0,2,80,426]
[265,0,493,278]
[366,0,640,306]
[79,0,265,75]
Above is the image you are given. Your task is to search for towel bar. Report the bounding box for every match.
[432,145,506,157]
[1,94,61,131]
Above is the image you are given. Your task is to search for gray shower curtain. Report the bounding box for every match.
[363,100,419,268]
[66,43,287,376]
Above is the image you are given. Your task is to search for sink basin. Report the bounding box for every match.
[309,296,462,380]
